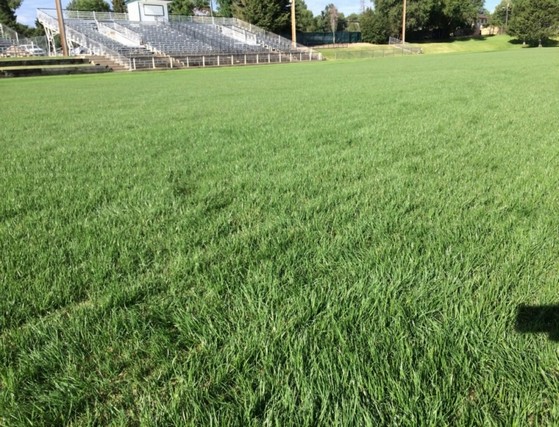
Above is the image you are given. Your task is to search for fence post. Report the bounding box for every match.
[268,53,270,63]
[256,54,259,64]
[203,55,205,67]
[279,53,281,63]
[217,55,220,66]
[170,57,173,68]
[186,56,189,67]
[231,55,233,65]
[152,56,155,68]
[244,54,246,65]
[299,52,302,61]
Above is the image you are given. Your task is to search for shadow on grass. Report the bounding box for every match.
[508,38,559,47]
[515,305,559,341]
[413,35,491,45]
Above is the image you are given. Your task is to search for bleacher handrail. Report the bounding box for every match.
[37,9,131,68]
[98,21,143,45]
[66,10,128,21]
[169,15,311,52]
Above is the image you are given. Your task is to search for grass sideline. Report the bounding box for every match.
[2,49,559,424]
[318,35,527,59]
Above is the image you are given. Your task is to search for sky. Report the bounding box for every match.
[17,0,501,28]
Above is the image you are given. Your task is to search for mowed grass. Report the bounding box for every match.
[2,50,559,425]
[319,35,524,58]
[417,34,522,54]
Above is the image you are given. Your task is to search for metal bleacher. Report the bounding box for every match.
[169,20,265,54]
[65,18,171,68]
[36,9,322,71]
[118,21,215,55]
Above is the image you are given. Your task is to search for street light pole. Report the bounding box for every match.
[54,0,68,56]
[291,0,297,48]
[402,0,407,44]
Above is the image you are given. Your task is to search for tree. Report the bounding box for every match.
[361,0,484,41]
[296,0,315,32]
[113,0,126,13]
[169,0,209,15]
[360,7,390,42]
[232,0,290,33]
[346,13,361,32]
[0,0,19,27]
[328,4,338,42]
[442,0,483,35]
[314,4,345,32]
[509,0,559,46]
[490,0,513,29]
[66,0,111,11]
[216,0,233,17]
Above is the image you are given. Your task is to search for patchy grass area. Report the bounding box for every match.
[416,34,524,54]
[317,43,407,60]
[319,35,528,58]
[2,49,559,425]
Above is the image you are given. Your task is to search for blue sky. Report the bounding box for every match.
[17,0,500,27]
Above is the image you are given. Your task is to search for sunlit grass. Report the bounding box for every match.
[2,49,559,425]
[319,35,528,58]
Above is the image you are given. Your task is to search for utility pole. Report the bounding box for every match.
[401,0,407,44]
[505,2,510,32]
[291,0,297,48]
[55,0,68,56]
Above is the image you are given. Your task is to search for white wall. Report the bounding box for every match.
[127,0,171,22]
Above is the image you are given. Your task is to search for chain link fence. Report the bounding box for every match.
[0,24,49,57]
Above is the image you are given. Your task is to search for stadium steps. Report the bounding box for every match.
[0,57,110,78]
[89,54,128,71]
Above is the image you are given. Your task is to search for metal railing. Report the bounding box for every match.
[64,10,128,21]
[173,51,321,68]
[37,9,132,68]
[97,21,143,45]
[169,15,311,52]
[388,37,423,54]
[0,23,49,55]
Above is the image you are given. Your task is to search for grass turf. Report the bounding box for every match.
[318,35,524,59]
[2,49,559,425]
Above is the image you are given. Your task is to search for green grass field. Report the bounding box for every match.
[2,48,559,425]
[318,35,525,59]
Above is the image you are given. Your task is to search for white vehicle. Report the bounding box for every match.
[20,44,46,56]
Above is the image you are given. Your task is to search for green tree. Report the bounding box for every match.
[442,0,483,34]
[314,3,346,32]
[169,0,209,15]
[490,0,513,29]
[112,0,126,13]
[509,0,559,46]
[66,0,111,12]
[346,13,361,32]
[296,0,315,32]
[360,7,390,43]
[216,0,233,17]
[363,0,484,41]
[232,0,290,33]
[0,0,18,27]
